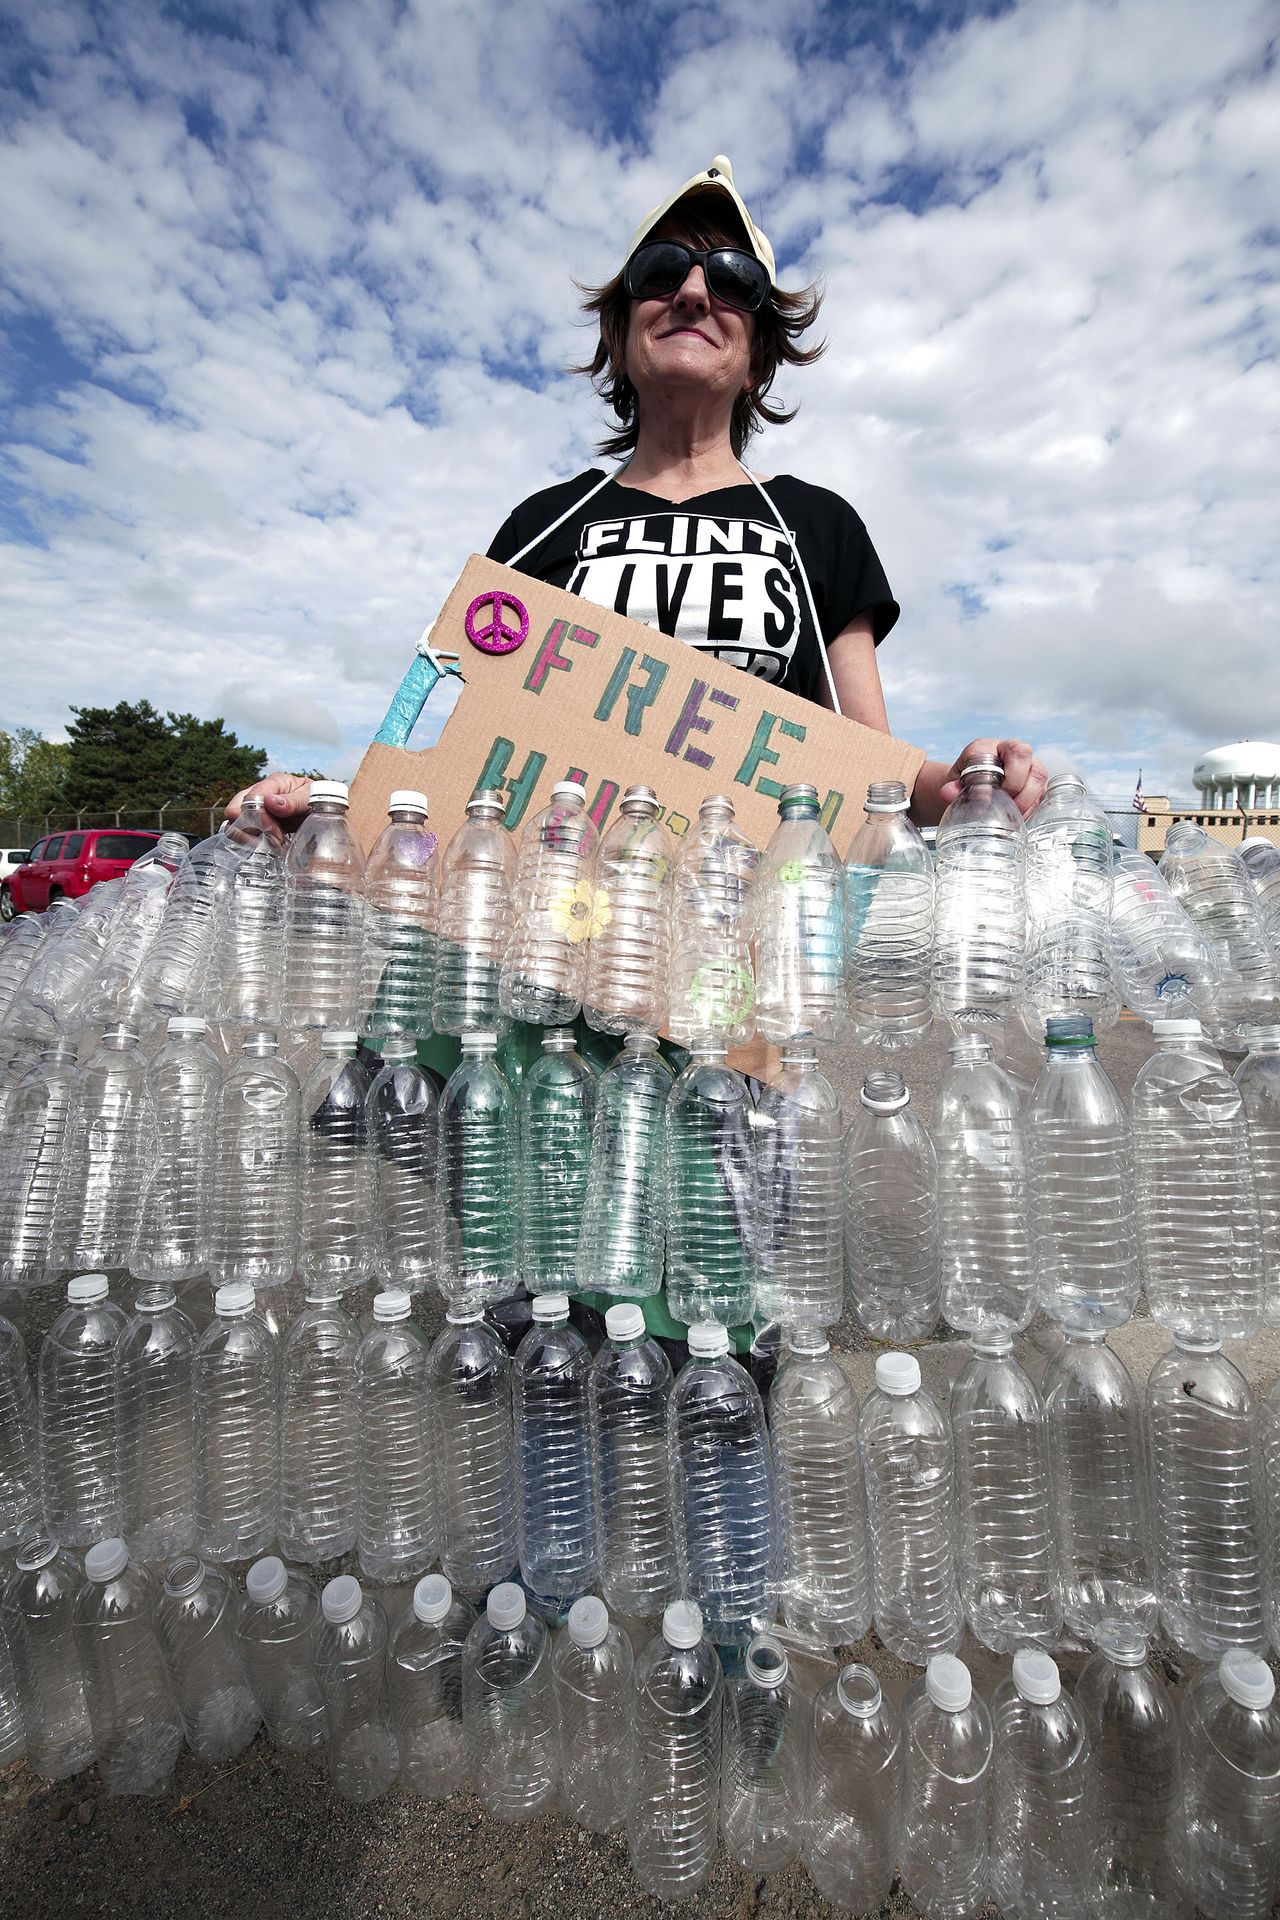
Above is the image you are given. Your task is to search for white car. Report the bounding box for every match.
[0,848,31,919]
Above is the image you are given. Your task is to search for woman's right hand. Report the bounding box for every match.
[224,771,313,825]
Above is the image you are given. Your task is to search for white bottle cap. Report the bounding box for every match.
[567,1595,610,1649]
[926,1654,972,1712]
[745,1633,788,1689]
[246,1556,289,1605]
[413,1575,454,1625]
[605,1303,645,1342]
[486,1582,526,1631]
[321,1575,363,1625]
[688,1322,730,1358]
[322,1028,359,1050]
[167,1015,207,1035]
[550,780,587,803]
[372,1289,412,1323]
[85,1538,129,1583]
[68,1273,110,1305]
[388,790,428,813]
[1219,1649,1276,1710]
[214,1281,256,1316]
[784,1325,829,1357]
[532,1294,570,1323]
[1152,1017,1203,1038]
[309,781,350,806]
[662,1600,703,1650]
[875,1352,920,1396]
[1012,1648,1061,1705]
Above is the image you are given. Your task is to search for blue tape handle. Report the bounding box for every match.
[373,639,463,748]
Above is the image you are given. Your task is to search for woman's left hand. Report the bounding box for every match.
[935,737,1049,819]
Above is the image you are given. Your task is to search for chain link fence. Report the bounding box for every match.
[0,803,233,847]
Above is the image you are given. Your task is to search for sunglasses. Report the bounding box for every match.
[623,241,772,314]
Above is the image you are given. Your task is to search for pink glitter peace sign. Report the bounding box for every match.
[465,589,529,655]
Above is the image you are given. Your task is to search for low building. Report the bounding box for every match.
[1134,739,1280,855]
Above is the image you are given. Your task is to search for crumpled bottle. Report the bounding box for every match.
[1159,822,1280,1047]
[1022,772,1119,1037]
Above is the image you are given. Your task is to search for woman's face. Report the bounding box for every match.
[623,214,756,414]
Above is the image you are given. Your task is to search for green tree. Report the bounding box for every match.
[0,726,72,817]
[63,701,267,812]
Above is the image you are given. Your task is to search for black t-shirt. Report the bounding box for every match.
[487,471,899,704]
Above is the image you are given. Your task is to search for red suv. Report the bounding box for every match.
[2,830,166,919]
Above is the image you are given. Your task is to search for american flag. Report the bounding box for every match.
[1132,770,1145,811]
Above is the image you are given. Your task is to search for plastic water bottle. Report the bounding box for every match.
[38,1273,126,1545]
[899,1654,993,1920]
[1236,1025,1280,1325]
[629,1599,723,1901]
[427,1307,516,1595]
[754,783,847,1043]
[0,1608,21,1768]
[583,784,674,1035]
[279,1288,359,1563]
[209,1031,300,1290]
[83,833,189,1026]
[552,1594,634,1834]
[664,1043,756,1329]
[518,1029,596,1293]
[153,1554,259,1762]
[356,1289,437,1583]
[952,1331,1062,1652]
[386,1574,473,1799]
[11,887,122,1042]
[461,1581,558,1821]
[233,1556,324,1754]
[431,790,516,1037]
[1111,845,1220,1021]
[935,1034,1035,1333]
[501,779,599,1025]
[720,1631,806,1873]
[213,796,287,1029]
[359,789,438,1037]
[283,781,365,1030]
[437,1030,518,1308]
[1022,772,1119,1036]
[575,1030,673,1297]
[751,1043,842,1328]
[1076,1618,1189,1919]
[844,1069,941,1341]
[1025,1015,1141,1330]
[932,756,1026,1027]
[858,1352,963,1664]
[0,912,48,1028]
[1160,823,1280,1046]
[72,1538,183,1795]
[0,1040,82,1292]
[299,1029,373,1295]
[804,1663,900,1913]
[117,1283,196,1562]
[58,1023,155,1275]
[1147,1330,1266,1658]
[134,1016,221,1285]
[667,793,758,1045]
[192,1281,279,1564]
[1,1537,94,1779]
[513,1293,597,1607]
[135,831,250,1028]
[1042,1327,1157,1640]
[669,1321,775,1646]
[1176,1650,1280,1919]
[1241,834,1280,948]
[1262,1377,1280,1658]
[771,1326,870,1646]
[844,778,934,1047]
[315,1575,398,1803]
[0,1314,39,1547]
[588,1302,675,1617]
[991,1647,1095,1920]
[367,1034,438,1293]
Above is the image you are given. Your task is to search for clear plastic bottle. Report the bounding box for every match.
[117,1283,196,1562]
[0,1609,21,1767]
[1234,1024,1280,1325]
[804,1663,900,1913]
[72,1538,183,1795]
[0,1039,81,1292]
[1,1537,95,1779]
[1176,1650,1280,1919]
[844,1069,941,1341]
[368,1034,438,1294]
[752,1043,843,1328]
[57,1023,155,1275]
[10,887,122,1042]
[38,1272,126,1546]
[629,1599,723,1901]
[1147,1330,1266,1658]
[1265,1377,1280,1659]
[669,1321,775,1646]
[132,830,247,1027]
[436,1030,519,1308]
[513,1293,597,1607]
[771,1326,871,1646]
[932,756,1026,1028]
[552,1594,634,1834]
[279,1287,359,1563]
[1025,1015,1141,1331]
[359,789,438,1038]
[934,1034,1035,1334]
[192,1281,279,1564]
[1041,1327,1157,1640]
[665,1043,756,1329]
[135,1016,221,1285]
[519,1028,597,1294]
[233,1555,325,1754]
[213,795,287,1030]
[1022,772,1119,1036]
[1241,835,1280,953]
[858,1352,963,1664]
[991,1647,1095,1920]
[844,778,934,1048]
[899,1653,993,1920]
[0,911,48,1028]
[754,783,847,1043]
[952,1331,1062,1652]
[83,833,189,1027]
[667,793,758,1046]
[427,1306,516,1596]
[315,1574,398,1803]
[1159,822,1279,1047]
[0,1313,39,1547]
[355,1288,437,1583]
[1111,845,1220,1021]
[298,1029,373,1295]
[208,1031,300,1290]
[153,1554,260,1762]
[387,1573,473,1799]
[431,790,516,1037]
[282,781,365,1030]
[589,1302,675,1618]
[583,784,674,1035]
[501,778,599,1026]
[575,1031,673,1297]
[720,1631,806,1874]
[1076,1618,1189,1919]
[461,1581,558,1821]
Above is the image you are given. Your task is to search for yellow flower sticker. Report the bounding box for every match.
[549,881,612,943]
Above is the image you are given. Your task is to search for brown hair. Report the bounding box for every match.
[576,189,825,460]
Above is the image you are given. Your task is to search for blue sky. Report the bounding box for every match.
[1,0,1277,803]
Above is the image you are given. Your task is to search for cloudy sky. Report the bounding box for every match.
[2,0,1277,805]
